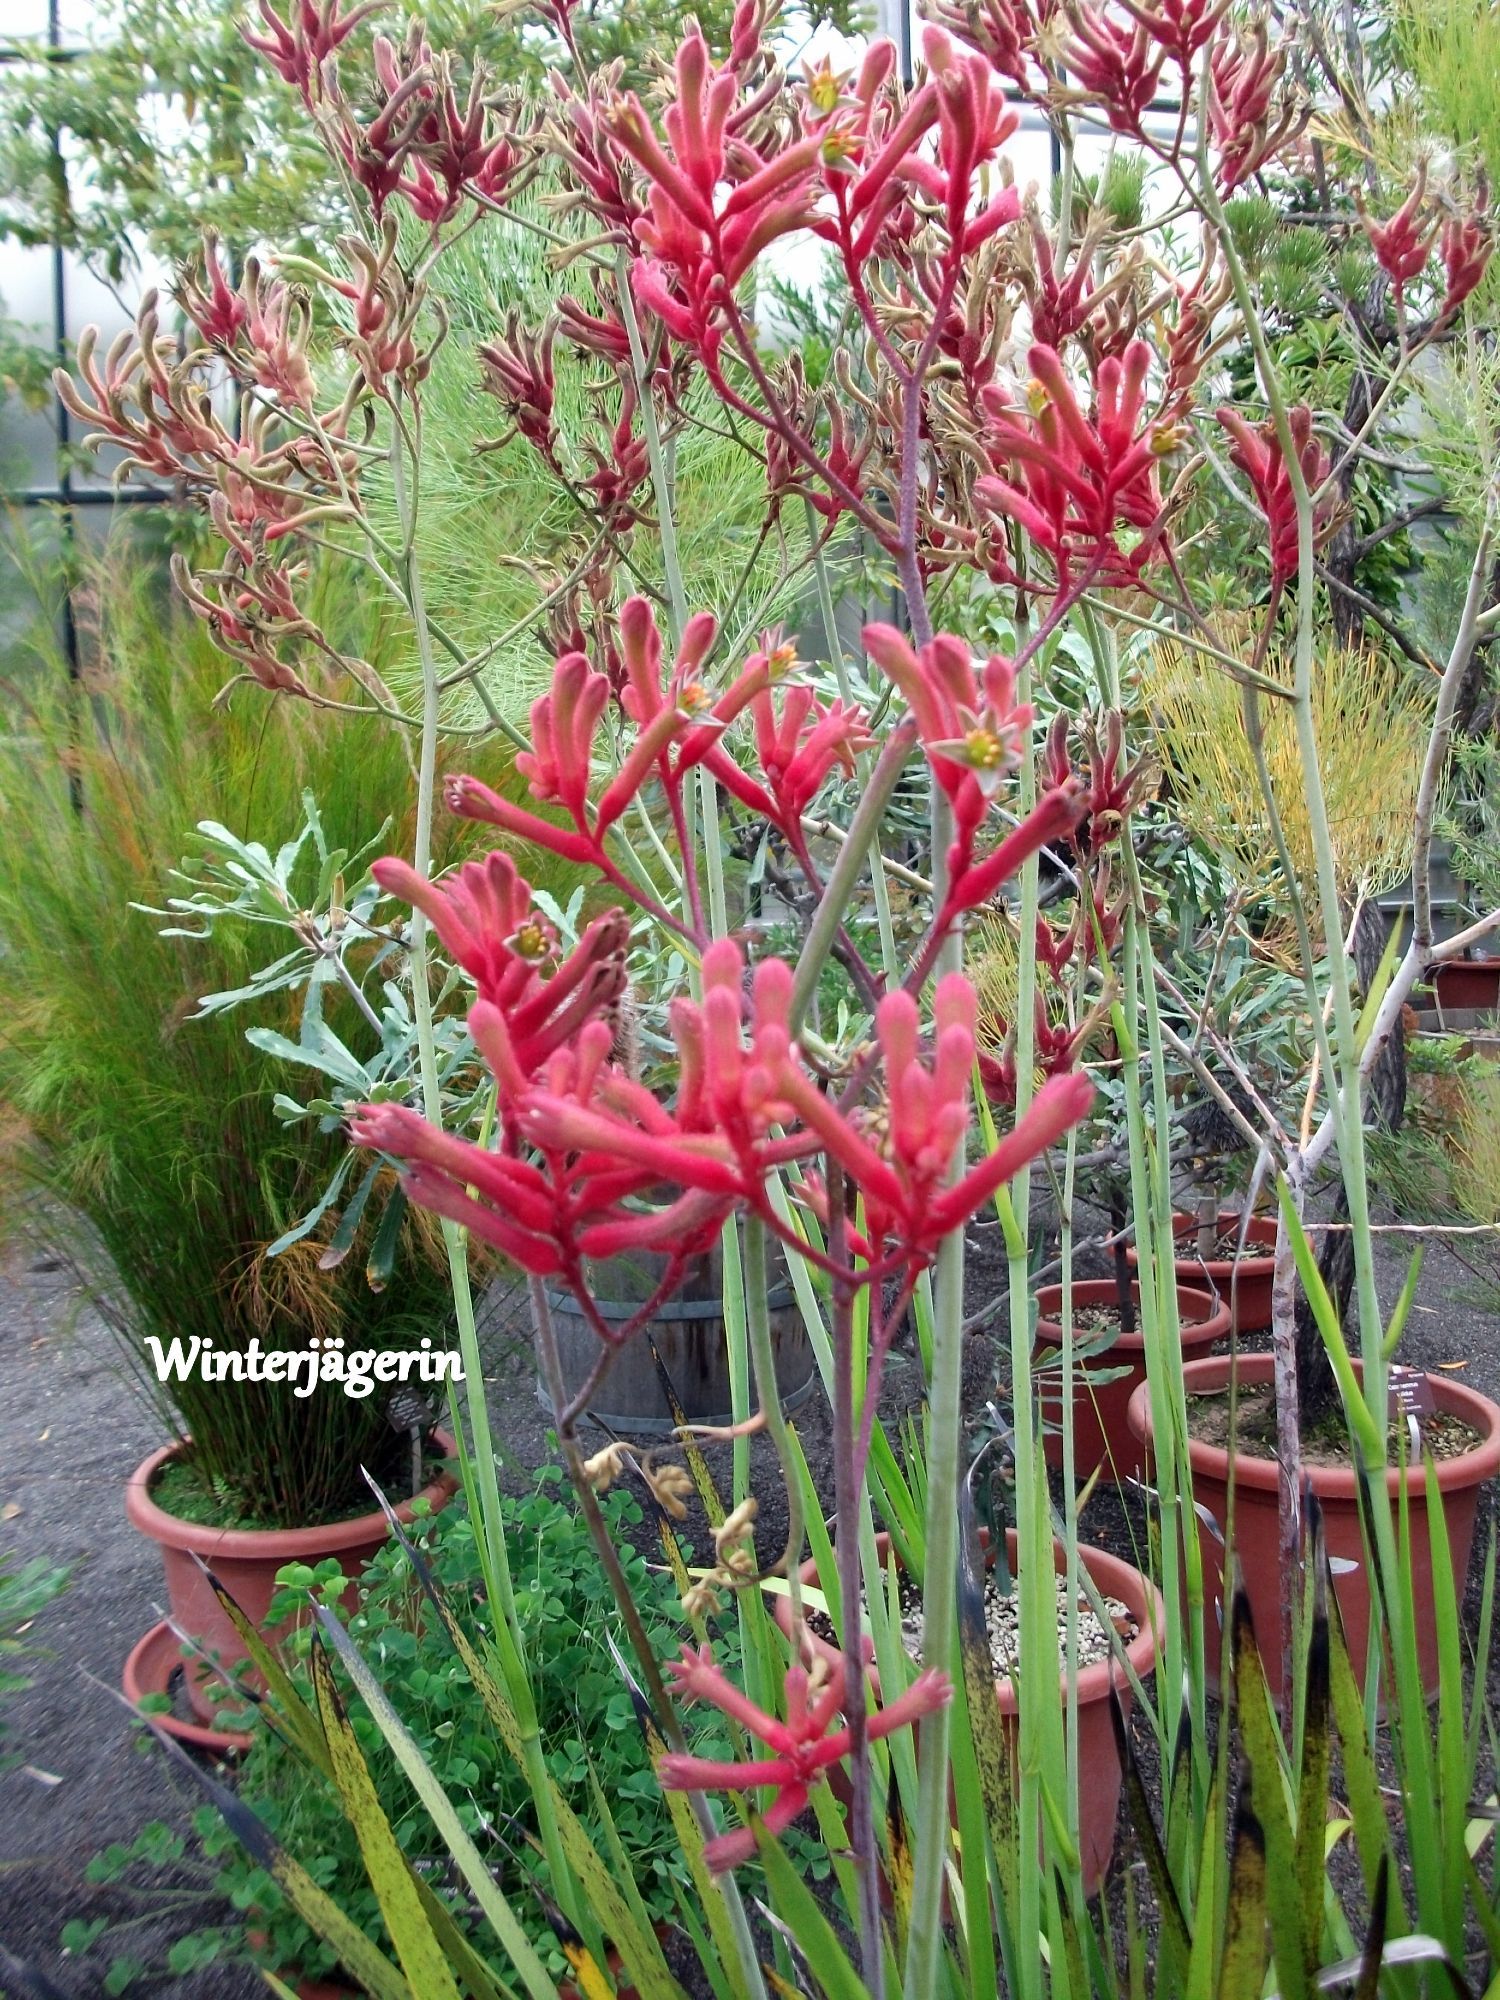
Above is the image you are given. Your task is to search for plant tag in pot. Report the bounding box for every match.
[1389,1365,1434,1455]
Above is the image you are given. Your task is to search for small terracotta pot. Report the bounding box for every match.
[1126,1356,1500,1698]
[773,1530,1163,1897]
[124,1432,457,1727]
[1127,1209,1278,1334]
[291,1974,355,2000]
[1430,957,1500,1012]
[1034,1280,1231,1483]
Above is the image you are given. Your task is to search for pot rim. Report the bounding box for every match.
[1126,1355,1500,1499]
[1033,1278,1231,1355]
[778,1529,1164,1715]
[124,1430,458,1560]
[1126,1208,1278,1279]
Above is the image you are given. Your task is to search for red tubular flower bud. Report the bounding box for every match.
[1357,168,1437,294]
[1216,402,1332,589]
[659,1646,952,1872]
[1439,206,1491,320]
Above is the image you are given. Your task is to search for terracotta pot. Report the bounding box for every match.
[1126,1356,1500,1698]
[291,1974,356,2000]
[1034,1280,1230,1484]
[1127,1209,1278,1334]
[124,1432,457,1727]
[1429,957,1500,1012]
[774,1529,1163,1898]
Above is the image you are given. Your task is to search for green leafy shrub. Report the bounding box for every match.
[83,1475,696,1988]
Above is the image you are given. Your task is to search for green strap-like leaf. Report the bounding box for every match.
[1296,1525,1333,1969]
[132,1710,412,2000]
[1217,1761,1270,2000]
[751,1823,873,2000]
[1110,1689,1190,1987]
[196,1562,330,1776]
[310,1641,464,2000]
[1324,1556,1395,1918]
[956,1488,1018,1917]
[313,1607,561,2000]
[1232,1593,1307,2000]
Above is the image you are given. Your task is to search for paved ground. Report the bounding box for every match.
[2,1218,1498,1996]
[0,1252,263,1997]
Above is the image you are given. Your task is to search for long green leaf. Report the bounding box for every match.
[1232,1592,1307,2000]
[1110,1689,1190,1987]
[1218,1760,1270,2000]
[132,1709,413,2000]
[1323,1548,1394,1918]
[313,1606,561,2000]
[310,1640,464,2000]
[956,1489,1018,1917]
[1296,1522,1333,1969]
[195,1561,330,1775]
[365,1478,686,2000]
[751,1824,872,2000]
[1273,1187,1383,1463]
[1183,1770,1223,2000]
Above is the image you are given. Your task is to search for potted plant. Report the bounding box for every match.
[1127,1355,1500,1697]
[0,565,459,1741]
[773,1526,1163,1898]
[1127,1206,1279,1333]
[1034,1277,1229,1482]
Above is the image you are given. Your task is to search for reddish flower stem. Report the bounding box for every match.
[826,1162,884,1995]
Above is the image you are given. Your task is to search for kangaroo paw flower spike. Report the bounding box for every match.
[658,1647,952,1870]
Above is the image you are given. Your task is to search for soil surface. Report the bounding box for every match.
[3,1208,1499,1993]
[1172,1228,1276,1264]
[1187,1380,1485,1464]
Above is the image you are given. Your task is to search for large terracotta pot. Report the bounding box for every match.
[774,1530,1163,1898]
[1128,1209,1278,1334]
[1034,1279,1230,1484]
[124,1432,458,1727]
[1126,1356,1500,1698]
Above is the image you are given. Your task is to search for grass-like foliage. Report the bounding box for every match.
[0,543,457,1526]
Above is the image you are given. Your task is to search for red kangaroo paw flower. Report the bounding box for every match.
[658,1645,952,1871]
[1357,167,1437,295]
[1439,204,1492,321]
[976,341,1170,590]
[1058,4,1164,135]
[1216,402,1332,589]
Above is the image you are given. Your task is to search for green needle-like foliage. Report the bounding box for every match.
[0,546,459,1526]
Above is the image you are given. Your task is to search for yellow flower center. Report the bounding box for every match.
[966,726,1007,769]
[807,64,842,114]
[512,919,551,961]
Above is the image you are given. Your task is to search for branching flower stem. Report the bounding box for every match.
[387,404,584,1940]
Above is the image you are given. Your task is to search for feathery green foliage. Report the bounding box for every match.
[0,540,459,1526]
